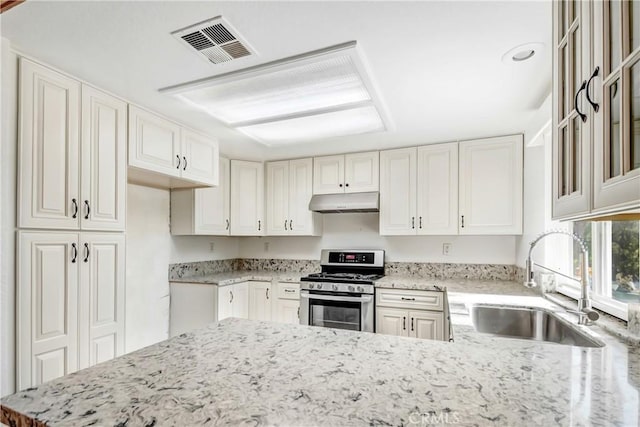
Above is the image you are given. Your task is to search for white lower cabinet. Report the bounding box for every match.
[375,288,447,341]
[218,282,249,321]
[248,281,272,321]
[273,282,300,325]
[18,231,125,389]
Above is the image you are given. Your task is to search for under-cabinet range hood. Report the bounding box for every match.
[308,192,379,213]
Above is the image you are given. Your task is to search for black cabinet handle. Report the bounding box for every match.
[289,220,293,230]
[297,307,300,319]
[84,200,90,220]
[266,288,270,300]
[284,289,295,293]
[258,220,261,231]
[176,155,181,169]
[585,66,600,113]
[225,219,230,230]
[183,156,187,171]
[83,243,90,263]
[461,215,465,228]
[411,318,414,332]
[575,80,587,123]
[339,183,343,188]
[401,297,416,301]
[403,316,406,330]
[345,183,349,187]
[72,199,78,219]
[284,220,288,230]
[230,291,234,303]
[419,216,422,229]
[71,243,77,263]
[411,217,415,229]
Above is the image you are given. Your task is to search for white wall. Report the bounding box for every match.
[1,38,18,397]
[239,213,517,264]
[125,184,239,353]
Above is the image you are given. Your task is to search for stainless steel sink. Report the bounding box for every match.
[470,304,604,348]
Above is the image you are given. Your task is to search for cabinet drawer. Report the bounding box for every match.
[277,282,300,300]
[376,288,443,311]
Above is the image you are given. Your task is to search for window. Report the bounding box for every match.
[560,220,640,320]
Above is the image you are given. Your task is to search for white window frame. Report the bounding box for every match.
[556,221,631,321]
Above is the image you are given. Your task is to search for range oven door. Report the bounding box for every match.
[299,290,374,332]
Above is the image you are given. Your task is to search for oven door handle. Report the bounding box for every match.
[300,292,373,303]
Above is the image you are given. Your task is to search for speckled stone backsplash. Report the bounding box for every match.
[170,259,520,281]
[385,262,518,281]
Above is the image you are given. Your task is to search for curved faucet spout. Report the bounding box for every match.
[524,229,597,325]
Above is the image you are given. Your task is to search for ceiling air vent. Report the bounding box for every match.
[173,17,253,65]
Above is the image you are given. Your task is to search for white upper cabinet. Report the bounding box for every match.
[344,152,380,193]
[18,58,81,230]
[459,135,523,235]
[266,158,321,236]
[313,151,379,194]
[128,105,219,189]
[552,0,593,219]
[181,129,219,186]
[416,143,458,235]
[128,105,181,178]
[230,160,264,236]
[590,1,640,213]
[380,148,417,235]
[171,157,230,235]
[81,85,127,231]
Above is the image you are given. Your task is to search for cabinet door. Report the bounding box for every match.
[552,0,592,219]
[194,157,230,235]
[18,232,79,389]
[230,160,264,236]
[417,143,458,235]
[128,105,181,177]
[409,311,444,341]
[591,1,640,213]
[18,58,80,229]
[313,155,345,194]
[459,135,523,235]
[169,282,217,337]
[344,151,379,193]
[181,129,219,186]
[248,281,272,321]
[78,233,125,369]
[217,286,234,321]
[375,307,408,337]
[232,282,250,319]
[266,161,289,235]
[81,85,127,231]
[379,148,417,235]
[288,158,320,235]
[275,299,300,325]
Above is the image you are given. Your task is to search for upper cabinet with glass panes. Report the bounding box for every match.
[552,0,593,219]
[552,0,640,220]
[591,0,640,213]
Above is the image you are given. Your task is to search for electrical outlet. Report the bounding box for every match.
[443,243,452,256]
[209,242,215,252]
[264,242,270,252]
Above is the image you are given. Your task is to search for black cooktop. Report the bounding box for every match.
[301,272,384,284]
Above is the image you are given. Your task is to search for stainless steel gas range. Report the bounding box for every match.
[299,249,384,332]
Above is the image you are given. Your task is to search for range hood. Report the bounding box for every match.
[308,192,379,213]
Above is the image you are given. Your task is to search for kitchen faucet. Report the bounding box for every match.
[525,229,599,325]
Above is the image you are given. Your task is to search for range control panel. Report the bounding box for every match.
[328,251,375,264]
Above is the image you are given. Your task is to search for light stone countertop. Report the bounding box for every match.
[169,270,304,286]
[3,276,639,426]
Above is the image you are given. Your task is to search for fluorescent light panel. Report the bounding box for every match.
[165,42,388,145]
[237,106,384,146]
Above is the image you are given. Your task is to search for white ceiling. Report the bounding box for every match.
[1,1,551,161]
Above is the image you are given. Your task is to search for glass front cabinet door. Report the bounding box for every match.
[591,0,640,212]
[553,0,594,219]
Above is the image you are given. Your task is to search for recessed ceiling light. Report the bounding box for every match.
[160,41,391,145]
[501,42,544,64]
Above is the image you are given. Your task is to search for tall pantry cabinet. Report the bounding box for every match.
[17,57,126,389]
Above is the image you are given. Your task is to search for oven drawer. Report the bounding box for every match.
[277,282,300,300]
[376,288,444,311]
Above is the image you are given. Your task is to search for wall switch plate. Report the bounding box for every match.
[443,243,452,255]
